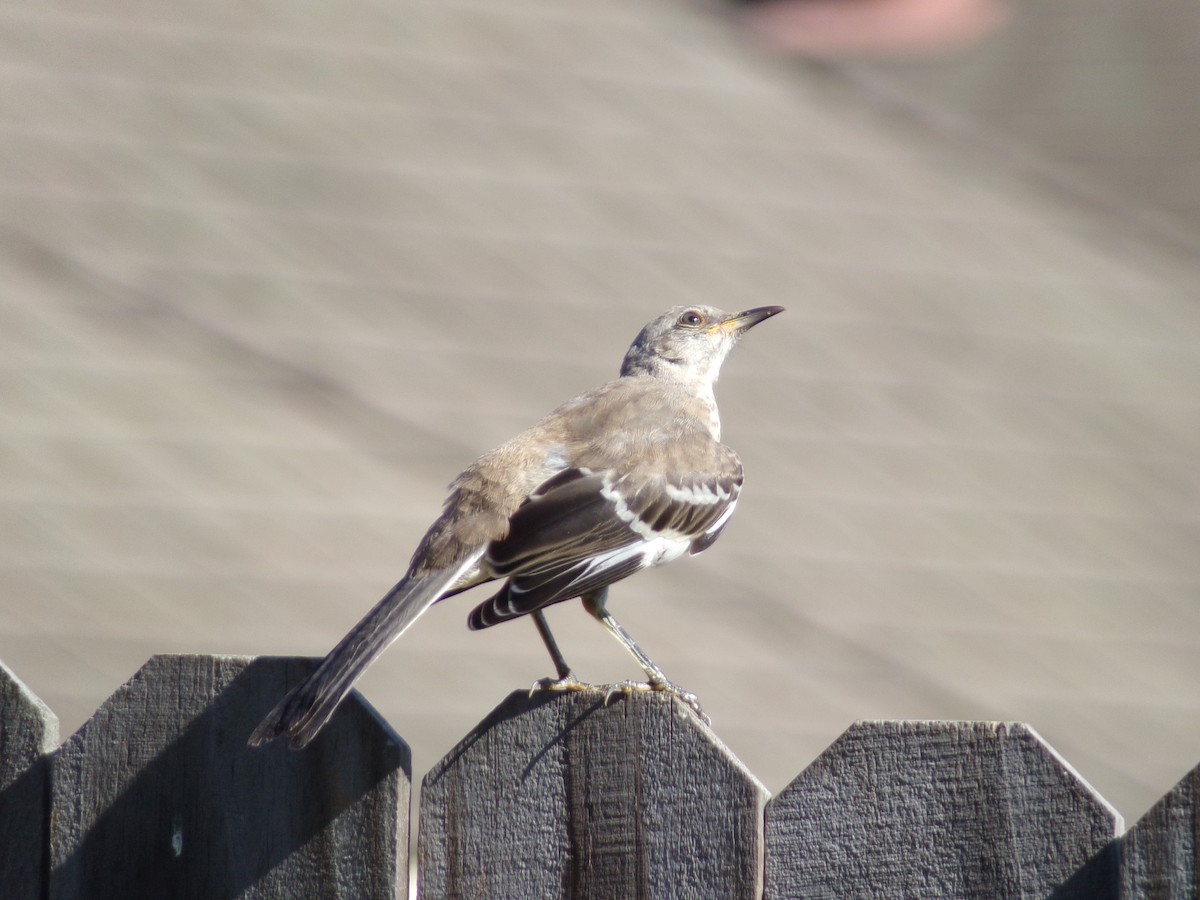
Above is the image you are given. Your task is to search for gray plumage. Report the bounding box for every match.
[250,304,783,749]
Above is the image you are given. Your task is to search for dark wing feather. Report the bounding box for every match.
[619,472,741,544]
[470,551,649,628]
[469,460,742,629]
[485,469,634,576]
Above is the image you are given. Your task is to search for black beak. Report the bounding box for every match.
[715,305,785,335]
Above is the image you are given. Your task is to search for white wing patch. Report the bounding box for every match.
[549,534,691,599]
[664,480,732,505]
[599,475,662,541]
[704,498,737,536]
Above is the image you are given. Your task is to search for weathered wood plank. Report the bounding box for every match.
[764,720,1121,899]
[1121,761,1200,898]
[49,654,410,900]
[0,658,59,900]
[419,689,768,899]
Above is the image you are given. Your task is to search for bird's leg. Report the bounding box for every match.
[581,589,710,724]
[529,609,586,693]
[532,609,573,680]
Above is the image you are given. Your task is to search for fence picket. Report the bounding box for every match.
[0,660,58,900]
[47,655,410,900]
[764,720,1121,899]
[1121,761,1200,899]
[418,689,769,899]
[4,655,1200,897]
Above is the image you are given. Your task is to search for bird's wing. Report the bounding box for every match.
[469,458,742,628]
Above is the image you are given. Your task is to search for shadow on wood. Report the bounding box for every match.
[48,655,410,900]
[419,688,768,899]
[1121,759,1200,898]
[1051,839,1121,900]
[0,660,58,900]
[11,652,1200,896]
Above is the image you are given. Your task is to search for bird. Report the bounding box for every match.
[249,304,783,749]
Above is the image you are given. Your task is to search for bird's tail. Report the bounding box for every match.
[249,561,472,749]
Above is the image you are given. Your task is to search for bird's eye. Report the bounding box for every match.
[677,310,704,328]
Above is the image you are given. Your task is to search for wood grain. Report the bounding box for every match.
[48,655,410,900]
[419,689,768,899]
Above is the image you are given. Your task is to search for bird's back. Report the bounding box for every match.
[407,375,735,580]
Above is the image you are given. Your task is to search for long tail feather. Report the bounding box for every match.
[249,560,473,749]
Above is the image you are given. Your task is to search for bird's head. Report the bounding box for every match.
[619,305,784,385]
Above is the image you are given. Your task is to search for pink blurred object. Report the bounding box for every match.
[740,0,1010,59]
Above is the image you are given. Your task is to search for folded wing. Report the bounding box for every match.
[468,458,742,628]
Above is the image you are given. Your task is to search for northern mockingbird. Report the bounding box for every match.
[250,304,783,749]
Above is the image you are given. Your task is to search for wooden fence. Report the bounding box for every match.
[0,654,1195,898]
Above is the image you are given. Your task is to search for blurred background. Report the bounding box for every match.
[3,0,1200,829]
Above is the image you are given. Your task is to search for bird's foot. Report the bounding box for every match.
[531,675,710,724]
[600,679,651,704]
[529,672,591,697]
[600,678,711,725]
[654,678,711,725]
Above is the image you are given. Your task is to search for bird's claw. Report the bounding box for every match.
[531,675,710,725]
[658,681,711,725]
[600,679,650,705]
[599,678,711,725]
[529,673,590,697]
